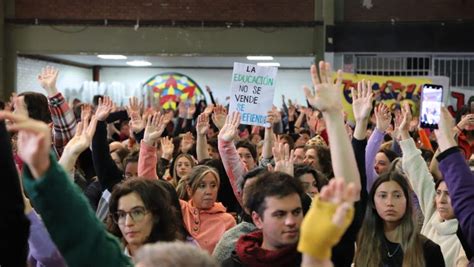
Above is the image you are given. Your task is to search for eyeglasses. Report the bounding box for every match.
[112,207,148,225]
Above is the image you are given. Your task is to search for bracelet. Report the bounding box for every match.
[457,125,463,132]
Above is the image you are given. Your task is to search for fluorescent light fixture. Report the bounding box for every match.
[247,56,274,61]
[97,54,127,60]
[257,62,280,67]
[126,60,152,67]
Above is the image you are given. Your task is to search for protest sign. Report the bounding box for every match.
[229,63,278,127]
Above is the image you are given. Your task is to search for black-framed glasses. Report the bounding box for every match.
[112,207,148,225]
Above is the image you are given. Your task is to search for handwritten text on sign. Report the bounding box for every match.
[229,63,278,127]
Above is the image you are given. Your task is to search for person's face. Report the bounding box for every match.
[117,192,153,248]
[111,152,124,170]
[176,157,192,178]
[435,181,455,220]
[207,128,217,139]
[374,181,407,224]
[242,177,258,214]
[188,173,219,210]
[303,148,319,170]
[251,134,262,145]
[252,193,303,251]
[374,152,390,174]
[299,173,319,198]
[124,162,138,179]
[295,134,310,147]
[207,144,220,160]
[293,148,305,164]
[237,147,256,170]
[120,124,130,137]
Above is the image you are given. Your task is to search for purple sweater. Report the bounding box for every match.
[27,210,67,267]
[438,147,474,265]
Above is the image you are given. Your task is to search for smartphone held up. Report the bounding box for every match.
[419,84,443,129]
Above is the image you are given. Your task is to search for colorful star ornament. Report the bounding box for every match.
[144,72,205,110]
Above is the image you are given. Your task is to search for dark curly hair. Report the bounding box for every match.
[107,178,178,245]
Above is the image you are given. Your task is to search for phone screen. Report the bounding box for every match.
[419,84,443,129]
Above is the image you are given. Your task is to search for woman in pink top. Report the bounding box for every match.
[137,114,236,253]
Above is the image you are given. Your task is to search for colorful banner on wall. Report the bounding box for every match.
[144,72,204,110]
[337,73,433,122]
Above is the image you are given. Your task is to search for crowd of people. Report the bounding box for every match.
[1,61,474,267]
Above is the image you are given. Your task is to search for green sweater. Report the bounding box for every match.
[23,154,132,267]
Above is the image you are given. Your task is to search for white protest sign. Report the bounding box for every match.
[229,63,278,127]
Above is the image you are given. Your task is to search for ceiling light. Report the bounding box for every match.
[247,56,274,61]
[126,60,152,67]
[257,62,280,67]
[97,54,127,60]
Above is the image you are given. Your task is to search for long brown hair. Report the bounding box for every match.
[354,171,425,267]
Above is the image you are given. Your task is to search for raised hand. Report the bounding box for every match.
[457,113,474,131]
[126,97,145,133]
[187,103,196,118]
[196,113,210,136]
[160,136,174,160]
[63,109,98,156]
[288,104,296,121]
[143,112,166,146]
[218,112,240,142]
[398,103,412,140]
[203,104,214,116]
[272,142,295,176]
[374,103,392,132]
[0,111,51,178]
[434,107,457,152]
[95,96,114,121]
[351,80,374,122]
[37,66,59,96]
[304,61,343,114]
[212,104,227,130]
[180,132,194,153]
[178,101,187,118]
[298,178,357,264]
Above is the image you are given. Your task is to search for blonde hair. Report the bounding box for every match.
[171,153,195,187]
[186,165,220,195]
[135,241,218,267]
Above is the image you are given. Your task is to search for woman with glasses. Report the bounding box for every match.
[107,178,179,257]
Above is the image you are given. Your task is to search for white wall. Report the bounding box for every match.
[99,67,312,108]
[16,57,92,95]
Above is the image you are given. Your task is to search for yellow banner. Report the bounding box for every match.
[337,73,432,122]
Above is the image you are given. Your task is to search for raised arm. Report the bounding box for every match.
[435,107,474,251]
[0,113,30,267]
[92,96,123,192]
[399,103,436,217]
[365,103,391,191]
[217,112,247,206]
[352,80,374,141]
[38,66,77,156]
[196,113,211,162]
[305,61,361,194]
[1,112,131,267]
[299,178,358,267]
[138,112,165,180]
[59,106,97,174]
[261,109,276,160]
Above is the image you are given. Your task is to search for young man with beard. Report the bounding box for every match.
[222,171,304,267]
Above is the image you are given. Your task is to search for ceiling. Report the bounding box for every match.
[35,54,315,68]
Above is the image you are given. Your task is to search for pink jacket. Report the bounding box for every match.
[138,141,236,253]
[180,199,236,253]
[217,138,248,207]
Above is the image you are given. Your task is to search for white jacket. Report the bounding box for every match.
[400,138,467,267]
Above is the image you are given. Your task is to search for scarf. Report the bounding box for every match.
[235,231,301,267]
